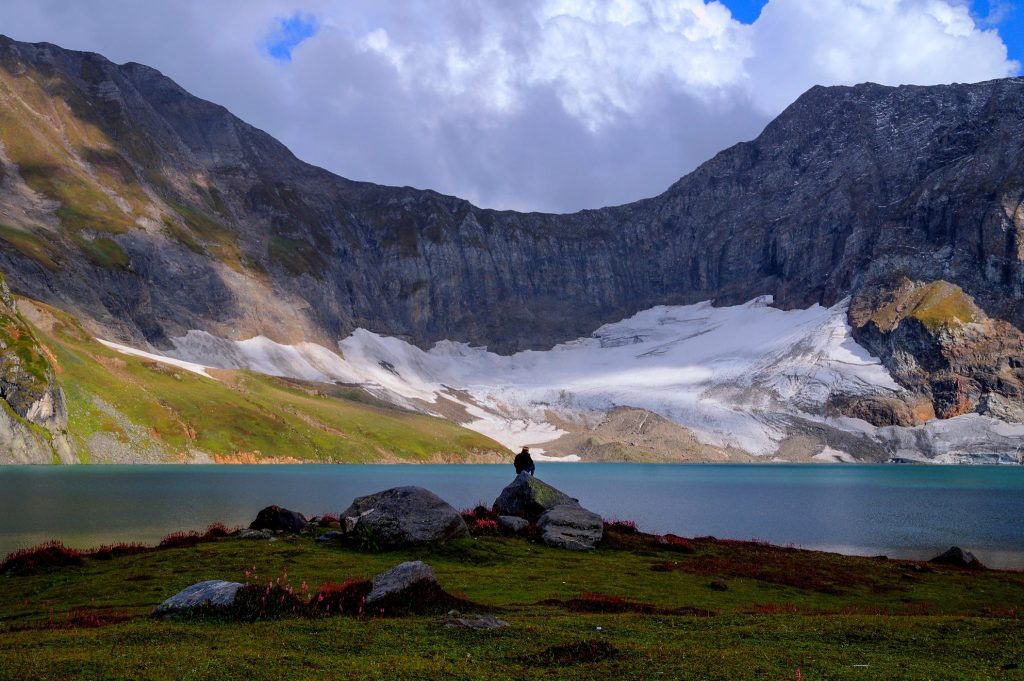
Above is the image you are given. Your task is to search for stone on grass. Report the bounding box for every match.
[497,515,529,534]
[929,546,986,570]
[341,486,469,548]
[364,560,462,615]
[493,473,579,521]
[154,580,242,615]
[249,505,308,533]
[236,528,272,540]
[316,531,345,543]
[537,504,603,551]
[444,614,509,630]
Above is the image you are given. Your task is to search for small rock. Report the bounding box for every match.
[341,487,469,548]
[708,580,728,591]
[249,505,308,533]
[154,580,242,615]
[365,560,457,615]
[537,504,603,551]
[493,473,579,521]
[235,528,272,540]
[444,614,509,630]
[929,546,986,570]
[497,515,529,534]
[315,531,346,543]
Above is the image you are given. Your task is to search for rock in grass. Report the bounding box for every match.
[497,515,529,534]
[236,528,272,540]
[341,486,469,548]
[929,546,986,570]
[537,504,603,551]
[315,531,345,543]
[249,505,308,533]
[364,560,468,615]
[493,473,579,521]
[444,614,509,630]
[154,580,242,615]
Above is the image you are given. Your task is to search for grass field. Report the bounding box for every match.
[1,522,1021,680]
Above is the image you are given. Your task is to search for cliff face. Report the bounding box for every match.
[0,36,1021,425]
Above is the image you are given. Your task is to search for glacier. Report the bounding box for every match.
[100,297,1024,463]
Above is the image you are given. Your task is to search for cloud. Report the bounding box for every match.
[0,0,1018,212]
[264,11,318,62]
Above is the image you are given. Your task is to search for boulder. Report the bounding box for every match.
[493,473,579,521]
[154,580,242,615]
[365,560,460,614]
[929,546,986,570]
[537,504,603,551]
[341,486,469,548]
[497,515,529,534]
[249,505,308,533]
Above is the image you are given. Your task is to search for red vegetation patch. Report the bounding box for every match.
[600,522,695,554]
[310,578,372,617]
[470,518,499,535]
[606,519,639,533]
[87,543,148,561]
[61,608,134,628]
[653,537,899,595]
[461,505,498,523]
[158,523,235,549]
[543,592,715,617]
[0,541,83,576]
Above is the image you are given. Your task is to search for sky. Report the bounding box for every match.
[0,0,1020,213]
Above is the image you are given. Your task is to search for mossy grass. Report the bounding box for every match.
[0,528,1021,680]
[869,279,979,332]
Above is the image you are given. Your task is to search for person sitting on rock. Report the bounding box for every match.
[513,446,535,476]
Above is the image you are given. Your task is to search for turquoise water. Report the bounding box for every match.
[1,464,1023,568]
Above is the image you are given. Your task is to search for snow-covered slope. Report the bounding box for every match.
[105,297,1024,462]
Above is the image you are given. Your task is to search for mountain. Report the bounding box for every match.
[0,35,1021,463]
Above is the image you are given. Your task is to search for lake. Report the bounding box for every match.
[1,463,1023,569]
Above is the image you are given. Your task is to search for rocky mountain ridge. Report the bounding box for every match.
[0,35,1021,458]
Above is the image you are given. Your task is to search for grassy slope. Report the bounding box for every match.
[24,299,503,463]
[0,531,1022,680]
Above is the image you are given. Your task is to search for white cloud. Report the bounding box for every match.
[0,0,1017,212]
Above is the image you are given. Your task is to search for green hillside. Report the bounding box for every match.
[18,298,505,464]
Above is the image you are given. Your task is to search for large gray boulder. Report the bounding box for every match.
[493,473,579,521]
[537,504,604,551]
[341,486,469,548]
[154,580,242,615]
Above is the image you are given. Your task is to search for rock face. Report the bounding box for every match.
[0,272,75,464]
[340,486,469,548]
[249,506,308,533]
[493,473,580,521]
[0,36,1022,429]
[849,280,1024,423]
[154,580,242,614]
[537,505,604,551]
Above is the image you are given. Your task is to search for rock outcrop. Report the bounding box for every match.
[849,279,1024,423]
[929,546,986,570]
[340,486,469,548]
[537,505,604,551]
[493,473,580,521]
[0,272,75,463]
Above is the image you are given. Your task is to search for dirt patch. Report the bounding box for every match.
[528,640,620,666]
[542,592,714,617]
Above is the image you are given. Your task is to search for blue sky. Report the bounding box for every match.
[264,12,318,62]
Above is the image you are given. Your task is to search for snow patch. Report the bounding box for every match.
[97,339,215,379]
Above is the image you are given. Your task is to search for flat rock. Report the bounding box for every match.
[154,580,242,614]
[929,546,986,570]
[366,560,443,611]
[493,473,579,521]
[236,528,272,540]
[444,614,509,630]
[341,486,469,548]
[497,515,529,534]
[537,504,603,551]
[249,505,308,533]
[315,530,346,543]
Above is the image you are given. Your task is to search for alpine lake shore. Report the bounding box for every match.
[1,475,1022,681]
